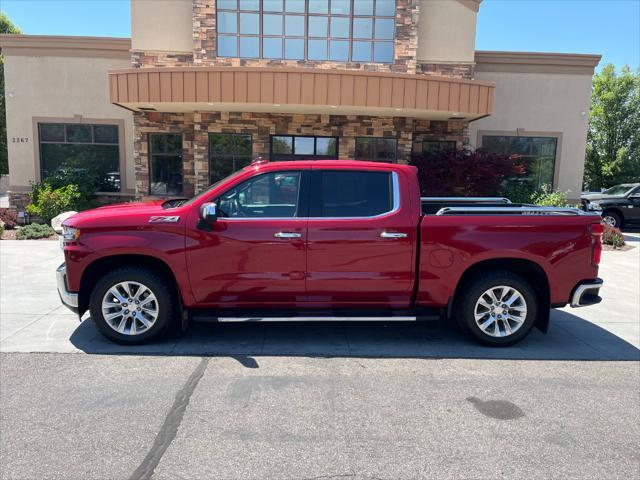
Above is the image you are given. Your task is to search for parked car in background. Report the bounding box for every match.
[581,183,640,228]
[57,160,604,348]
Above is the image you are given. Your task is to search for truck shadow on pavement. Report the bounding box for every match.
[69,309,640,362]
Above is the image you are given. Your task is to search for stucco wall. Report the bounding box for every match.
[416,0,477,64]
[3,54,135,192]
[131,0,193,53]
[468,70,593,201]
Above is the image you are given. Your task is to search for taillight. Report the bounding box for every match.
[589,223,603,266]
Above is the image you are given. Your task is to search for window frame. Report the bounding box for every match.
[214,169,311,219]
[422,140,456,156]
[308,169,399,219]
[36,121,123,193]
[477,131,561,191]
[148,133,184,196]
[208,133,253,185]
[354,136,398,163]
[216,0,397,63]
[269,134,339,160]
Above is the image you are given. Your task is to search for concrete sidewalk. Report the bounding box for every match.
[1,236,638,359]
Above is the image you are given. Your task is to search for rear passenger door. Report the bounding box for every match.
[305,169,417,308]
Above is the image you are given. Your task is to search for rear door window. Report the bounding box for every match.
[311,170,393,217]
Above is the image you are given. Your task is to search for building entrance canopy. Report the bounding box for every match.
[109,66,494,121]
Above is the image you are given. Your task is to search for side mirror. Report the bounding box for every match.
[199,202,218,223]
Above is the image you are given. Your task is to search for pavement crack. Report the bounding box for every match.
[129,357,209,480]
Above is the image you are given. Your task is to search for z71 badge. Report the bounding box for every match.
[148,216,180,223]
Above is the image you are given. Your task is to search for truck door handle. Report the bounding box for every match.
[380,232,407,239]
[274,232,302,239]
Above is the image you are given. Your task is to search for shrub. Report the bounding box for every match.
[27,183,82,224]
[410,149,526,196]
[601,223,626,248]
[498,180,536,204]
[0,208,19,229]
[43,162,100,210]
[16,223,56,240]
[0,225,4,238]
[530,185,570,207]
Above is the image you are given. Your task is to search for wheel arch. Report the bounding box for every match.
[78,254,182,317]
[451,258,551,333]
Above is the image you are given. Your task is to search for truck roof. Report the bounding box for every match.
[251,159,417,172]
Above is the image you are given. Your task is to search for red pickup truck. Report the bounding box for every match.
[57,160,604,347]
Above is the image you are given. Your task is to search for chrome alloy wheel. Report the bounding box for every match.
[473,286,528,338]
[602,215,617,227]
[101,281,159,336]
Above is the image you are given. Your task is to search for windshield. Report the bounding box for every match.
[182,169,249,206]
[603,185,634,196]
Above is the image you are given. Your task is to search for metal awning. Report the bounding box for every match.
[109,66,494,121]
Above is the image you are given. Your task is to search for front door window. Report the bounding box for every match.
[218,171,302,218]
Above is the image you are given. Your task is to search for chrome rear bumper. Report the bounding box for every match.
[56,263,79,313]
[571,278,604,307]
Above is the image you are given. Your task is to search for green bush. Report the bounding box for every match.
[0,224,4,238]
[530,185,570,207]
[16,223,56,240]
[43,161,100,210]
[27,183,82,224]
[602,223,625,248]
[498,180,536,204]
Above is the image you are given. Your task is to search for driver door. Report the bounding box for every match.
[186,169,310,307]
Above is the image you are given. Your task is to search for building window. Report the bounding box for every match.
[422,140,456,156]
[216,0,396,63]
[354,137,397,162]
[481,135,558,191]
[149,134,183,196]
[209,134,253,184]
[270,135,338,161]
[38,123,120,192]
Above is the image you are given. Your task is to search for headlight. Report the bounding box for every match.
[62,225,80,241]
[586,202,602,211]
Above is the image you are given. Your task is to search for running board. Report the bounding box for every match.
[217,315,417,322]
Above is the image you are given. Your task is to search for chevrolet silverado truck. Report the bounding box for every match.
[57,160,604,347]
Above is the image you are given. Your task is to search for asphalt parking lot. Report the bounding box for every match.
[1,235,639,479]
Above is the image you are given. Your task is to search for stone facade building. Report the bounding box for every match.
[1,0,601,209]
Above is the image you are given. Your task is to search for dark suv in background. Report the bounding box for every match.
[582,183,640,228]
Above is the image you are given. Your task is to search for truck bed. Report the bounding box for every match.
[416,204,602,309]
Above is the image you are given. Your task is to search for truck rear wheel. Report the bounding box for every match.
[456,271,537,347]
[89,266,178,344]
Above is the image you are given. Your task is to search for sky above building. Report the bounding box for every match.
[1,0,639,70]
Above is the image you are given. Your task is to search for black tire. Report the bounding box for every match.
[602,210,623,229]
[89,266,179,345]
[455,270,538,347]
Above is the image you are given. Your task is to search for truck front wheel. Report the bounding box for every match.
[456,271,538,347]
[89,266,178,344]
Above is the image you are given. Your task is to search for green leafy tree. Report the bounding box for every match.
[1,13,22,175]
[584,64,640,190]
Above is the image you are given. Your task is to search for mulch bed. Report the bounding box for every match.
[602,244,634,251]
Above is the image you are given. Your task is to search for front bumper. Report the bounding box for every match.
[56,263,79,313]
[570,278,604,307]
